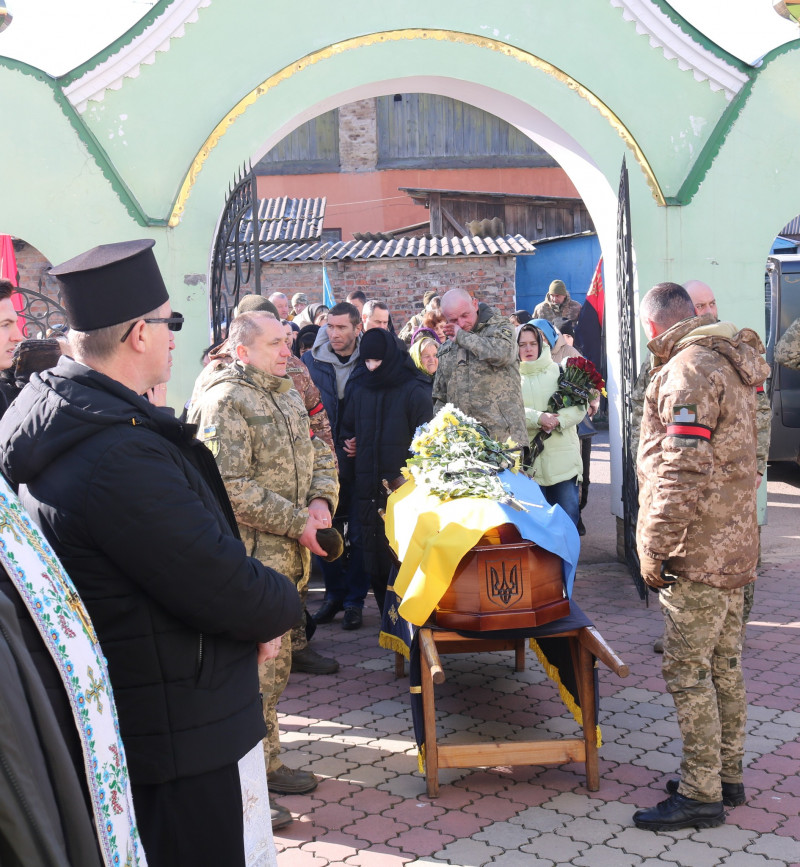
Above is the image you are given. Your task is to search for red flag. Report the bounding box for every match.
[586,256,604,328]
[0,235,26,335]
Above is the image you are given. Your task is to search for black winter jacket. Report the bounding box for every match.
[340,337,433,575]
[0,358,300,785]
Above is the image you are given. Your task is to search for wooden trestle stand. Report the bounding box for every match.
[417,624,628,798]
[381,481,629,798]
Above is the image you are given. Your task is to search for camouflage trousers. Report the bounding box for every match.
[260,568,309,772]
[660,579,746,803]
[742,581,755,628]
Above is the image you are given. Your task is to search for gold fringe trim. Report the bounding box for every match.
[378,631,410,660]
[529,638,602,748]
[418,743,426,774]
[169,29,664,224]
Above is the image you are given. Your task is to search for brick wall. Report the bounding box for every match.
[11,240,518,337]
[338,99,377,173]
[260,255,518,331]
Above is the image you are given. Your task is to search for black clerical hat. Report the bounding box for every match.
[49,239,169,331]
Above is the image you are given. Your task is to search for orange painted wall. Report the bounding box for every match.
[256,167,578,240]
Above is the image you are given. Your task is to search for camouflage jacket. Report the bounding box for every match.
[532,291,582,324]
[636,318,769,588]
[398,312,424,345]
[189,361,339,582]
[189,340,337,468]
[432,302,527,448]
[285,354,337,469]
[775,315,800,370]
[631,330,771,476]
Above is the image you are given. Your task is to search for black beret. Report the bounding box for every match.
[49,239,169,331]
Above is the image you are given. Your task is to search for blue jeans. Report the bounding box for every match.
[320,490,371,609]
[542,477,580,528]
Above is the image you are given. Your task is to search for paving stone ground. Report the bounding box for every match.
[273,445,800,866]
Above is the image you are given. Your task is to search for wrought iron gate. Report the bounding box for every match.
[209,165,262,344]
[616,157,645,600]
[17,285,69,337]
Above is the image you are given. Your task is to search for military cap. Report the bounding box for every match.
[291,292,309,307]
[548,279,567,295]
[49,239,168,331]
[236,294,278,317]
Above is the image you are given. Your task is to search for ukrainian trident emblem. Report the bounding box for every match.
[485,556,523,608]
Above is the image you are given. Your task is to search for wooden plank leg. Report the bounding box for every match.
[574,636,599,791]
[395,651,405,679]
[514,639,525,672]
[419,629,441,798]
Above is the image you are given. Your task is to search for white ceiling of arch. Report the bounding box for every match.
[0,0,796,79]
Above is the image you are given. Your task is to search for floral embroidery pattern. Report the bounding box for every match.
[0,481,145,867]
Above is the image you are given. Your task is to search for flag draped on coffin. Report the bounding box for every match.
[322,262,335,308]
[0,235,26,335]
[575,256,603,373]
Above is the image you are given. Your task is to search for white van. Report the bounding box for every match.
[765,252,800,464]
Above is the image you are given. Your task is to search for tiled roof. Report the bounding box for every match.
[257,234,535,263]
[240,197,326,244]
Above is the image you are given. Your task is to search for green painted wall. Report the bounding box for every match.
[0,0,798,419]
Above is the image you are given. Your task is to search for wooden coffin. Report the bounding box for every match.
[434,524,569,631]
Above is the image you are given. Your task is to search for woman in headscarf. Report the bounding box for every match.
[293,302,329,329]
[340,329,433,612]
[517,323,585,527]
[409,334,439,388]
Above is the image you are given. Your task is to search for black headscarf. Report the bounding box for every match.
[360,328,415,390]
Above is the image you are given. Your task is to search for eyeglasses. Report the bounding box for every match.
[120,311,184,343]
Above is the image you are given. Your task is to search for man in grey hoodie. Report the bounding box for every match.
[302,302,370,629]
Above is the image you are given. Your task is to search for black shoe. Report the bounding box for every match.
[666,777,746,807]
[291,646,340,674]
[313,599,343,624]
[342,607,362,630]
[633,792,725,831]
[577,517,586,537]
[270,796,292,831]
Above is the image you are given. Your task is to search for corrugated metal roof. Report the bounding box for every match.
[256,234,535,263]
[399,186,585,206]
[525,230,597,245]
[781,215,800,236]
[240,197,327,244]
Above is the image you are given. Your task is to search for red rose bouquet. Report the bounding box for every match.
[530,357,606,461]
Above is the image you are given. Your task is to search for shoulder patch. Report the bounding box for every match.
[666,403,711,441]
[672,405,697,423]
[199,424,220,457]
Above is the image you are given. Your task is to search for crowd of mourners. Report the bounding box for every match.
[0,242,798,866]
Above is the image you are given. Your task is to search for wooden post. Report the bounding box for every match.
[514,639,526,672]
[419,628,443,797]
[575,636,600,791]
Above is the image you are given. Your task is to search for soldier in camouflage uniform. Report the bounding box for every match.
[189,312,339,814]
[632,283,769,832]
[433,288,527,449]
[189,308,338,675]
[775,314,800,369]
[631,280,770,648]
[531,279,582,324]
